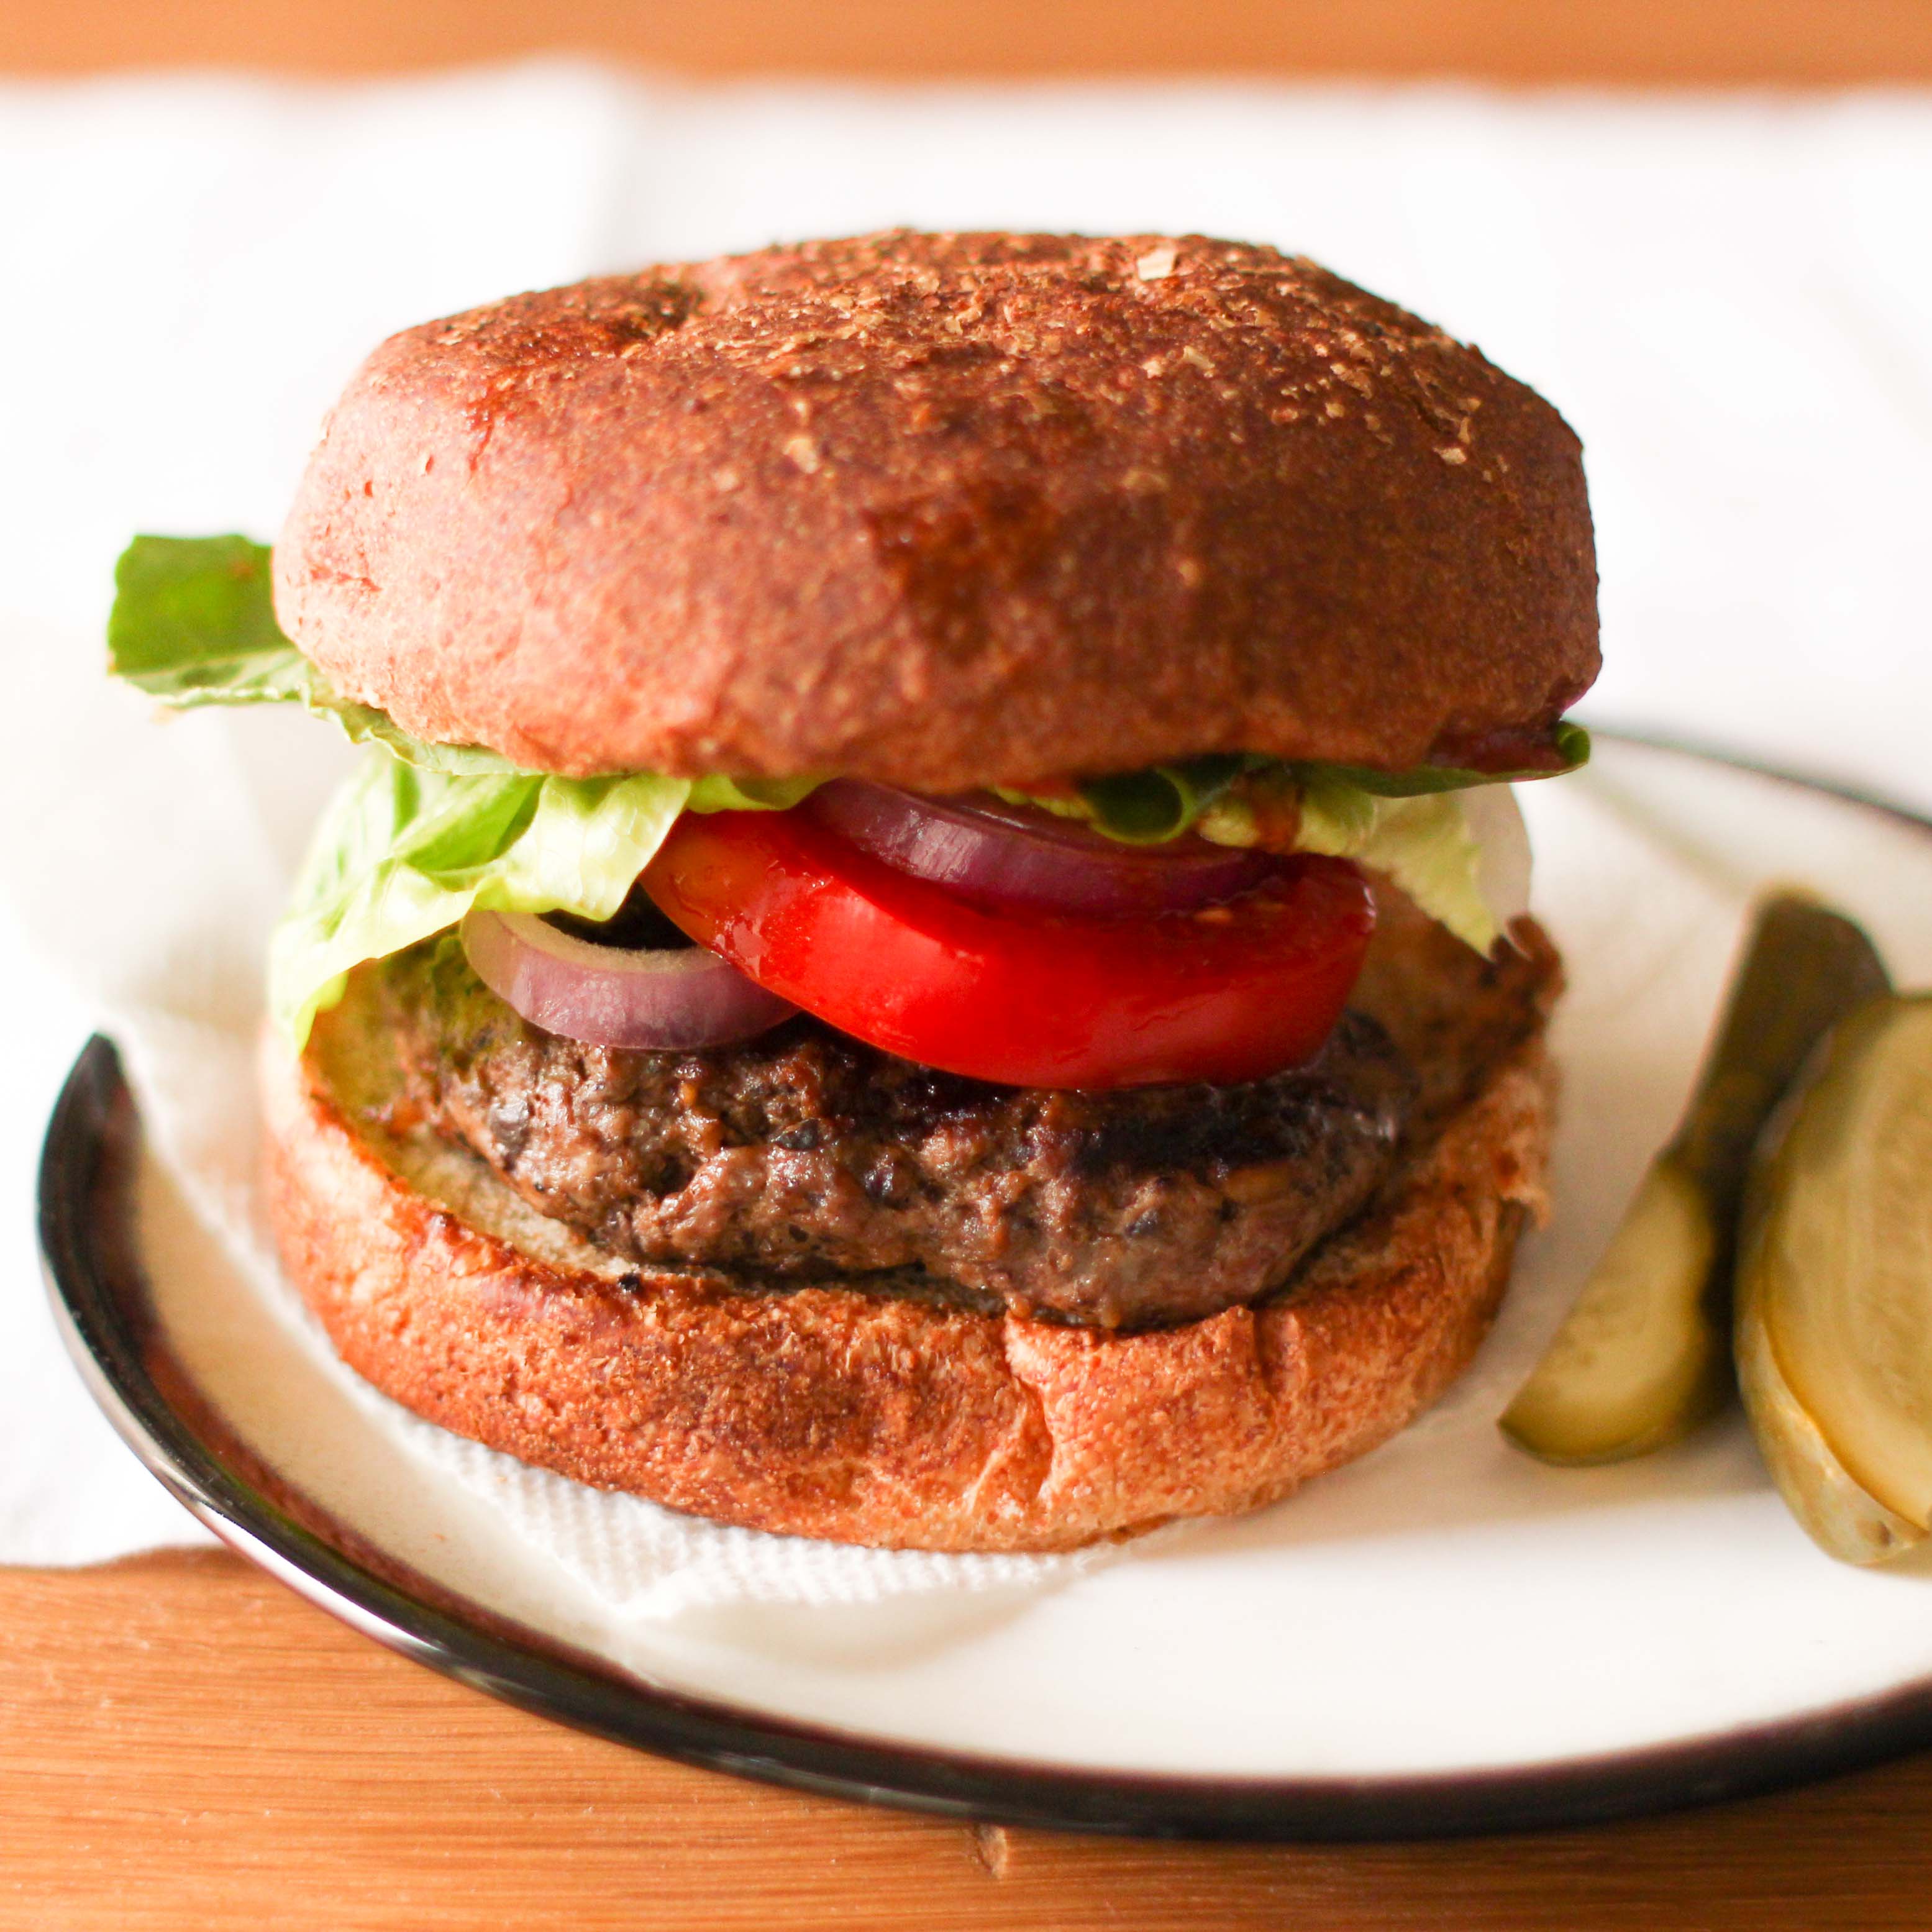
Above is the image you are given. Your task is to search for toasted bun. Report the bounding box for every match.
[274,232,1598,791]
[260,915,1558,1553]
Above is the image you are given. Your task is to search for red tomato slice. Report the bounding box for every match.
[643,808,1375,1090]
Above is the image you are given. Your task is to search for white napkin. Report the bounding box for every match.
[3,66,1931,1579]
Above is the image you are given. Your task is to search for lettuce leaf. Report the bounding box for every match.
[1000,742,1578,950]
[109,534,532,776]
[267,758,831,1046]
[1072,755,1252,842]
[1301,721,1592,798]
[267,758,678,1044]
[101,538,813,1041]
[109,532,1585,822]
[1292,781,1503,952]
[112,533,1571,1032]
[1185,765,1514,952]
[109,535,311,699]
[1001,734,1587,844]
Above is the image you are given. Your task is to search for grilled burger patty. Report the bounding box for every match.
[372,936,1419,1329]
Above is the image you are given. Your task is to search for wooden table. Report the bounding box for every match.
[4,0,1932,85]
[9,2,1932,1924]
[2,1547,1931,1931]
[27,1057,1932,1932]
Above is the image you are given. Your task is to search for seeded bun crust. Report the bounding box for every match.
[261,909,1559,1553]
[274,232,1598,791]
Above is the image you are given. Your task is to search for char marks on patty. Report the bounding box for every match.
[369,937,1422,1330]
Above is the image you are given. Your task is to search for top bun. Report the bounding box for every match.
[275,232,1598,790]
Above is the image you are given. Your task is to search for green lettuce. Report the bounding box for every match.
[1288,781,1503,952]
[111,534,1580,1040]
[270,757,668,1044]
[1298,721,1592,800]
[1069,755,1252,843]
[1172,769,1513,953]
[269,760,822,1044]
[997,731,1589,846]
[110,534,532,777]
[111,535,816,1042]
[1000,739,1585,952]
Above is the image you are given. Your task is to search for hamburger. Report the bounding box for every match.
[107,232,1597,1552]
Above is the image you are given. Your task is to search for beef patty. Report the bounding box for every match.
[371,936,1419,1329]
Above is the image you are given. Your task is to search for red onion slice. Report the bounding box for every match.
[459,909,797,1050]
[809,780,1278,918]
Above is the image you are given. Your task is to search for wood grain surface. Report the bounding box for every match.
[5,0,1932,85]
[0,1547,1928,1931]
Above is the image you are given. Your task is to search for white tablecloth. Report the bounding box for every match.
[3,64,1929,1563]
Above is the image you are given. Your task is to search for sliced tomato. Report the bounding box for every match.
[642,807,1374,1090]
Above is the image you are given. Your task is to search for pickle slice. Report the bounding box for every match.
[1738,995,1932,1562]
[1503,895,1890,1465]
[1501,1156,1725,1463]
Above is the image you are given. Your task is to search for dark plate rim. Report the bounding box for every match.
[37,731,1932,1843]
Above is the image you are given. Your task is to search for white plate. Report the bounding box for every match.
[42,737,1932,1838]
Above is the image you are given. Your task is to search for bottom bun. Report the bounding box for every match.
[262,918,1557,1553]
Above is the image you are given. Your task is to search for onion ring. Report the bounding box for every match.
[460,909,796,1050]
[808,780,1278,918]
